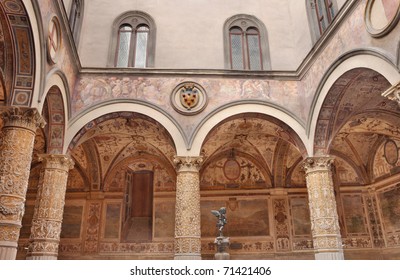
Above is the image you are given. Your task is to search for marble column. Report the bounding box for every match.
[0,107,45,259]
[303,157,344,260]
[173,156,203,260]
[26,154,74,260]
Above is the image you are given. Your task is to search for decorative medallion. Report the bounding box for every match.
[365,0,400,37]
[47,16,62,64]
[384,139,399,165]
[171,82,207,115]
[224,159,241,181]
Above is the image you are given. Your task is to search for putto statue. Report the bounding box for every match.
[211,207,227,237]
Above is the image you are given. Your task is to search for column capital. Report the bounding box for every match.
[173,156,203,172]
[1,107,46,132]
[303,156,334,173]
[382,81,400,108]
[38,154,75,171]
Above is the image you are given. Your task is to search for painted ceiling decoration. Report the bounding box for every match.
[201,114,305,189]
[0,0,35,106]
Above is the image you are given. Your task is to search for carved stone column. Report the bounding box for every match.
[26,154,74,260]
[173,156,202,260]
[0,107,45,259]
[303,157,344,260]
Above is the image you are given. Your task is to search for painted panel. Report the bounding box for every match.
[290,197,311,236]
[201,198,269,238]
[342,195,367,235]
[154,200,175,239]
[61,205,83,239]
[379,185,400,233]
[104,203,121,239]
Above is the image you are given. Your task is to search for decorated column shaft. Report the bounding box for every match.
[303,157,344,260]
[26,154,74,260]
[0,107,45,260]
[173,156,202,260]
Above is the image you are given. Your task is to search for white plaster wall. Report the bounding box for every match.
[78,0,315,70]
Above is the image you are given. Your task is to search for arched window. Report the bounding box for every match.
[109,11,156,68]
[68,0,84,45]
[224,15,270,70]
[307,0,338,42]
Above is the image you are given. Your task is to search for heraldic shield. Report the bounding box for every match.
[180,84,199,110]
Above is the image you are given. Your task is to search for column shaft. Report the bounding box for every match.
[173,156,202,260]
[0,107,45,259]
[26,154,74,260]
[303,157,344,260]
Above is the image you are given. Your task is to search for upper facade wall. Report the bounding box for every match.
[71,0,345,70]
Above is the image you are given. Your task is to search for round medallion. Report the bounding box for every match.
[171,82,208,115]
[224,159,241,181]
[47,17,62,64]
[365,0,400,37]
[384,139,399,166]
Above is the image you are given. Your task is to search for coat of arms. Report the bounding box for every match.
[180,84,199,110]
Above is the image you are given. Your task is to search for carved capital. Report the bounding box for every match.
[382,81,400,108]
[303,157,334,174]
[173,156,203,172]
[1,107,46,132]
[38,154,75,171]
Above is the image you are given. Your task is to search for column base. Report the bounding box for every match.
[315,250,344,260]
[0,245,17,260]
[26,255,57,260]
[174,253,201,260]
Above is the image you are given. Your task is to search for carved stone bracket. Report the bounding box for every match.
[382,81,400,108]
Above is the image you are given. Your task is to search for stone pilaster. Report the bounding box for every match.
[173,156,203,260]
[303,157,344,260]
[26,154,74,260]
[0,107,45,259]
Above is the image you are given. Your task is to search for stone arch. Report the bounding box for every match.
[309,51,400,155]
[0,0,37,107]
[42,85,66,154]
[191,102,309,157]
[65,102,186,155]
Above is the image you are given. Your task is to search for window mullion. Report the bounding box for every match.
[129,30,136,67]
[242,32,248,70]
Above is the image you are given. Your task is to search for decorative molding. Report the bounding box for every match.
[365,0,400,38]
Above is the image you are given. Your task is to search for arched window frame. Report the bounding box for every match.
[68,0,84,46]
[224,15,270,70]
[306,0,338,43]
[108,11,156,68]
